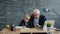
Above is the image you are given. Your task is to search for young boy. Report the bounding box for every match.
[19,14,31,28]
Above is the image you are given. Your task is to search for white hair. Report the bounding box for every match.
[33,9,40,15]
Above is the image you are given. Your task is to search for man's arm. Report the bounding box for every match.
[29,15,34,28]
[39,15,46,29]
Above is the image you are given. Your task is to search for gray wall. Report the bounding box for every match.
[0,0,60,28]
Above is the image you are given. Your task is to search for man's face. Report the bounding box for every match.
[33,12,40,19]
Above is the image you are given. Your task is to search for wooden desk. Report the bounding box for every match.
[20,28,48,34]
[0,28,56,34]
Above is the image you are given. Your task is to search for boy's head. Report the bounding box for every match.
[23,14,30,22]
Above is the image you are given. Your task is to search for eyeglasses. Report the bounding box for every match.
[34,14,39,16]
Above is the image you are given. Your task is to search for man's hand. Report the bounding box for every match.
[35,24,40,28]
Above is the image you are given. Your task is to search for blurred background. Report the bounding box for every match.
[0,0,60,29]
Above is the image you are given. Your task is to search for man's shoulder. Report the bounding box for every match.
[39,15,46,18]
[40,15,45,17]
[30,15,34,18]
[40,15,46,20]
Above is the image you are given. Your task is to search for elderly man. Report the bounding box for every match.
[30,9,46,29]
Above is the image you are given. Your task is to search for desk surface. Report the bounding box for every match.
[20,28,47,33]
[1,28,55,33]
[0,28,57,34]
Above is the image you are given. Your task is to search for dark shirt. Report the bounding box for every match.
[30,15,46,28]
[19,20,32,28]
